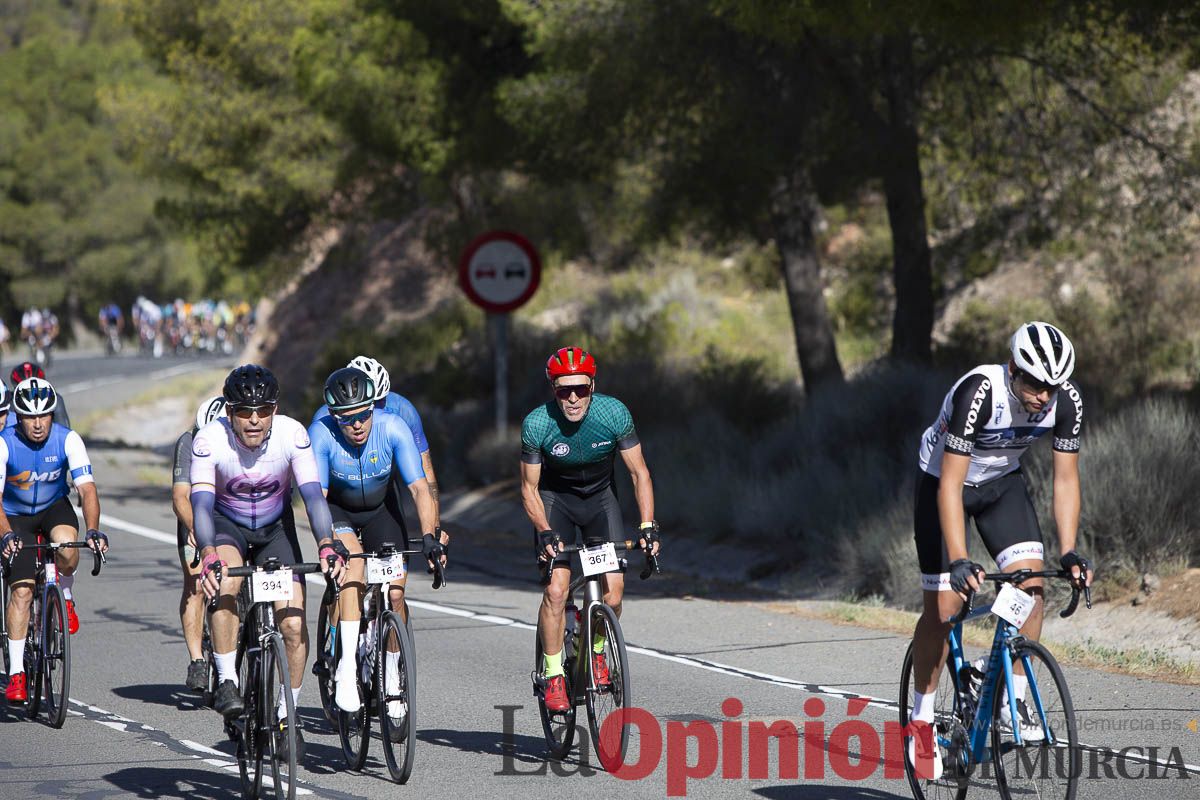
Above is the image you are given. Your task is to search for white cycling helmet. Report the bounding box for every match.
[1010,321,1075,386]
[0,384,9,413]
[195,395,227,430]
[346,355,390,401]
[13,377,58,415]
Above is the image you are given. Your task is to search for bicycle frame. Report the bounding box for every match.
[566,571,608,703]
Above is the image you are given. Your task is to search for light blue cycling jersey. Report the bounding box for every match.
[312,391,429,453]
[0,423,94,515]
[309,410,426,511]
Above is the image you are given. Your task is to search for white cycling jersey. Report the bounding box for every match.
[190,415,319,529]
[918,363,1083,486]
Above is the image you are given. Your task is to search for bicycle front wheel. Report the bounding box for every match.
[991,640,1078,800]
[585,603,630,771]
[377,611,417,783]
[337,619,370,770]
[42,584,70,728]
[534,622,576,759]
[314,596,336,727]
[26,591,43,720]
[899,639,970,800]
[263,634,297,800]
[237,622,263,799]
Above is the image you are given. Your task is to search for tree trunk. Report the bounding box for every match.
[880,34,934,364]
[769,166,844,391]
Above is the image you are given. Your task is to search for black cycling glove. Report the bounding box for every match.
[537,530,563,560]
[86,529,109,549]
[422,533,446,567]
[637,521,661,551]
[1059,551,1092,586]
[948,558,984,596]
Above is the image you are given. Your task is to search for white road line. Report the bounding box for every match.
[59,361,213,394]
[96,512,177,544]
[108,516,1200,776]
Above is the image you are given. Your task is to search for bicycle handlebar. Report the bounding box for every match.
[225,561,324,579]
[6,540,104,577]
[948,568,1092,625]
[540,539,662,581]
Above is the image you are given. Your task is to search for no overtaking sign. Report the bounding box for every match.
[458,230,541,313]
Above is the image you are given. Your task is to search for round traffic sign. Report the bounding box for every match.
[458,230,541,313]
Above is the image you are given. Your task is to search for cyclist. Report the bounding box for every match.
[99,303,124,353]
[192,364,346,760]
[312,355,441,529]
[0,378,108,704]
[6,362,71,430]
[521,347,661,713]
[309,367,445,719]
[172,396,227,691]
[908,321,1094,777]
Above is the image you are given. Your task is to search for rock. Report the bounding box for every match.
[1142,573,1161,595]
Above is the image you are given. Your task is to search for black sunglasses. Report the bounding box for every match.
[554,382,592,400]
[230,403,277,419]
[1016,370,1057,394]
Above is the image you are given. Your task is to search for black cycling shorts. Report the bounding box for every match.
[330,498,409,553]
[535,486,627,574]
[913,469,1045,591]
[5,496,78,583]
[213,506,305,585]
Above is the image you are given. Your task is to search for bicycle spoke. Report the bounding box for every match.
[377,611,417,783]
[585,604,631,772]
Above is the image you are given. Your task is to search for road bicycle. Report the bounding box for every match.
[327,544,444,783]
[2,538,103,728]
[532,538,659,767]
[899,568,1091,800]
[218,558,323,800]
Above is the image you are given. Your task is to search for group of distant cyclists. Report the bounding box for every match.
[99,297,255,358]
[1,320,1093,785]
[0,308,63,367]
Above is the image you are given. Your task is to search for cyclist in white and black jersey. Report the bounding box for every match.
[907,321,1094,777]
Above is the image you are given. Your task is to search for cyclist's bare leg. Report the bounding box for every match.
[275,577,308,692]
[177,545,204,660]
[210,544,246,654]
[1005,557,1045,679]
[601,572,624,617]
[335,529,364,631]
[911,588,961,694]
[6,580,34,641]
[388,577,407,625]
[539,565,571,656]
[49,524,79,576]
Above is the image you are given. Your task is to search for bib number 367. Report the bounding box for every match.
[251,568,294,603]
[580,543,619,576]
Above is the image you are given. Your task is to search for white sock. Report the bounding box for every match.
[59,573,73,601]
[214,651,238,686]
[338,626,359,677]
[8,638,25,672]
[1011,673,1029,703]
[278,685,301,720]
[912,689,936,723]
[386,650,401,692]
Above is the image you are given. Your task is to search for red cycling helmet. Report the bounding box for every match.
[545,347,597,381]
[10,361,45,386]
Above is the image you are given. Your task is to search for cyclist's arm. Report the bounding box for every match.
[296,481,334,546]
[520,461,551,532]
[77,481,101,532]
[1051,450,1081,555]
[64,431,99,530]
[937,452,971,563]
[420,450,439,523]
[406,477,437,539]
[936,373,992,565]
[191,489,217,552]
[172,482,193,534]
[171,432,194,533]
[618,443,655,525]
[0,440,12,540]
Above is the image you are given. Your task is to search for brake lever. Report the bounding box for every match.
[432,558,447,590]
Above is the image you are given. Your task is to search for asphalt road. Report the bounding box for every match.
[1,353,1198,799]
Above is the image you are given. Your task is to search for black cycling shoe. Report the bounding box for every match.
[276,718,306,763]
[213,679,244,719]
[185,659,208,693]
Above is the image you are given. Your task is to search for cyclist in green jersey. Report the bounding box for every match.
[521,347,661,712]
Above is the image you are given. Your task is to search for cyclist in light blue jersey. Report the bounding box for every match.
[309,367,444,715]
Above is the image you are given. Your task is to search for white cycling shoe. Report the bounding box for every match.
[998,698,1047,743]
[908,727,945,781]
[335,671,362,713]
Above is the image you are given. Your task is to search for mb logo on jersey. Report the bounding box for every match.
[551,442,570,457]
[228,477,281,499]
[6,469,62,491]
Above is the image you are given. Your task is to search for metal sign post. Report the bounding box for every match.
[459,231,541,436]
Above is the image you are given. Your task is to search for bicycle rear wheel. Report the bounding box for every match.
[42,584,70,728]
[585,603,630,771]
[899,639,970,800]
[533,622,576,759]
[991,640,1078,800]
[26,591,43,719]
[337,619,370,770]
[377,611,417,783]
[314,595,337,727]
[262,634,297,800]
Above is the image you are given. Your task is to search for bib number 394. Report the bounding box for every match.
[991,583,1036,628]
[580,543,619,576]
[366,554,407,584]
[251,568,294,603]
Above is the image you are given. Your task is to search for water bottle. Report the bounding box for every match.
[564,604,579,662]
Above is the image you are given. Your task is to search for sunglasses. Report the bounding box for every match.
[334,407,373,427]
[554,382,592,401]
[1016,371,1057,394]
[230,403,277,419]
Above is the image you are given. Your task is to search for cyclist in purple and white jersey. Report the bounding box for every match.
[907,322,1094,776]
[191,364,346,760]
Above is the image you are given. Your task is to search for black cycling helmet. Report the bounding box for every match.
[10,361,45,386]
[223,364,280,407]
[323,367,375,412]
